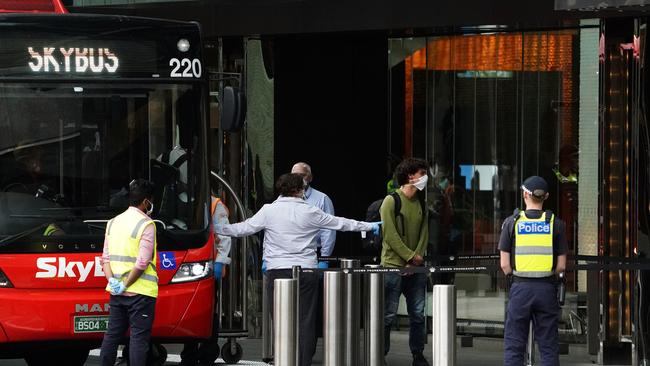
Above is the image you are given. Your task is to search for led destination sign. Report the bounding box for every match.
[0,19,203,79]
[28,47,119,74]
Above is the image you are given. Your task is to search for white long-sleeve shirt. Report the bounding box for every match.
[213,199,231,264]
[216,196,373,270]
[304,186,336,257]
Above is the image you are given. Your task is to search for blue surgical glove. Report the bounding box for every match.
[110,280,126,295]
[214,262,223,279]
[370,221,382,236]
[108,278,120,294]
[318,261,329,269]
[261,259,267,274]
[115,281,126,295]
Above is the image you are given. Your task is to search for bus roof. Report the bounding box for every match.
[0,0,67,14]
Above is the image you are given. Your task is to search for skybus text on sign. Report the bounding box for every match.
[28,47,119,73]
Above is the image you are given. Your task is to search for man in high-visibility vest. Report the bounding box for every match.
[499,176,568,366]
[99,179,158,366]
[180,195,231,366]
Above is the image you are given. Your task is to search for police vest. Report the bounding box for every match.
[105,208,158,297]
[513,211,554,278]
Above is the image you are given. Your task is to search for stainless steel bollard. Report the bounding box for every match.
[526,320,535,366]
[262,274,273,362]
[324,271,345,366]
[432,285,456,366]
[341,259,361,366]
[364,264,384,366]
[274,278,298,366]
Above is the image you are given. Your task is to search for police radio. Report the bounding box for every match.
[557,272,566,306]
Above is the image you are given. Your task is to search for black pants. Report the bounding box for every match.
[100,294,156,366]
[265,269,319,366]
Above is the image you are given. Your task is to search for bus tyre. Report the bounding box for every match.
[221,340,242,364]
[25,349,89,366]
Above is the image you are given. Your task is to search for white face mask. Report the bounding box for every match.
[145,199,154,216]
[412,175,428,191]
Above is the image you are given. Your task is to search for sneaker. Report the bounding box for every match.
[412,352,430,366]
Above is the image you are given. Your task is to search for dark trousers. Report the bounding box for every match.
[384,272,427,355]
[504,281,559,366]
[265,269,319,366]
[100,294,156,366]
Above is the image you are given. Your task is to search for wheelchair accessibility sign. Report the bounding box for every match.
[159,252,177,270]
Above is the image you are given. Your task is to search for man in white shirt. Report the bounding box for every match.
[216,173,379,366]
[291,162,336,259]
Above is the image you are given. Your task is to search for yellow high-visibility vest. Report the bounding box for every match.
[513,211,554,278]
[104,208,158,297]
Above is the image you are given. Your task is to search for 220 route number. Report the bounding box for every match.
[170,58,202,78]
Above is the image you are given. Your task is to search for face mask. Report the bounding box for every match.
[145,199,154,216]
[412,175,428,191]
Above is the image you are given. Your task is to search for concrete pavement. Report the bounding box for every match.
[0,330,609,365]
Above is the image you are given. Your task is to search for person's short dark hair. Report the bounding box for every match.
[129,179,154,206]
[395,158,428,186]
[275,173,304,197]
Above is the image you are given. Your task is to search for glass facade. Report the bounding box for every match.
[389,24,599,358]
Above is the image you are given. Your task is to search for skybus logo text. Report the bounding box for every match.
[27,47,119,74]
[36,257,105,282]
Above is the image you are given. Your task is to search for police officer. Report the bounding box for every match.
[499,176,567,366]
[100,179,158,366]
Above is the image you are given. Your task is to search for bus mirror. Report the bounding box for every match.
[220,86,247,132]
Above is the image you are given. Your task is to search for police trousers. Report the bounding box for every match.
[504,280,559,366]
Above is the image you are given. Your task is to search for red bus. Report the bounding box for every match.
[0,0,67,13]
[0,7,216,366]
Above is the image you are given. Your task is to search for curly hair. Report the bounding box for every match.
[394,158,428,186]
[275,173,305,197]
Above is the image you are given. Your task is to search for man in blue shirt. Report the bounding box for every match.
[291,162,336,258]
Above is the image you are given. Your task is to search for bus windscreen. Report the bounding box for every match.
[0,82,209,253]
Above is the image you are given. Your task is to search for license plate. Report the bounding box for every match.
[73,315,109,333]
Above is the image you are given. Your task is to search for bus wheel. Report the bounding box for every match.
[25,349,89,366]
[221,340,242,364]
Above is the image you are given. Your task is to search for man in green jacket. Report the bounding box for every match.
[381,158,429,366]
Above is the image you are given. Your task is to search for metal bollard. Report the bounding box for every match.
[324,271,345,366]
[526,320,535,366]
[341,259,361,366]
[262,275,273,363]
[364,264,384,366]
[432,285,456,366]
[274,278,298,366]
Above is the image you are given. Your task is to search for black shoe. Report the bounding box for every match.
[412,352,430,366]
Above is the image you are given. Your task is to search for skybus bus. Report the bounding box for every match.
[0,6,217,366]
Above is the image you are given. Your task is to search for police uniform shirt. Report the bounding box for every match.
[498,209,569,276]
